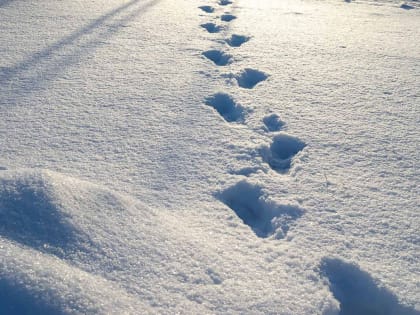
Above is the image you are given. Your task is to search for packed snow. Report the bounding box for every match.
[0,0,419,313]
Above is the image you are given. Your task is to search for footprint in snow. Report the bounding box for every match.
[202,50,232,66]
[226,34,250,47]
[219,0,233,5]
[198,5,214,13]
[320,258,420,315]
[400,3,415,9]
[235,68,269,89]
[204,93,246,123]
[263,114,285,132]
[221,14,237,22]
[201,23,222,33]
[259,133,306,173]
[217,180,304,239]
[206,268,222,284]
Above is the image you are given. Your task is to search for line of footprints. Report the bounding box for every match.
[199,1,306,240]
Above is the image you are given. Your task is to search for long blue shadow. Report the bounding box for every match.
[320,258,420,315]
[0,0,160,103]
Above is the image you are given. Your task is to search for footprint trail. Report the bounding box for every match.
[197,1,306,241]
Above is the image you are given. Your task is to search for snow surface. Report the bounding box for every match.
[0,0,419,313]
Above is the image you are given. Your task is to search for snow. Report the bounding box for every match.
[0,0,419,313]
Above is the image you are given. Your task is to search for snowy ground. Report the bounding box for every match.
[0,0,419,314]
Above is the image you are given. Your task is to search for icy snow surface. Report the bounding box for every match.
[0,0,419,313]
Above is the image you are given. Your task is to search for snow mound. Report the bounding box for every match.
[0,244,151,315]
[320,258,420,315]
[0,169,154,314]
[0,172,78,255]
[217,180,304,239]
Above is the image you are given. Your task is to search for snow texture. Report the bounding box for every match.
[0,0,419,313]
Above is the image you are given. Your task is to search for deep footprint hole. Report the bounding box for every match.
[202,50,232,66]
[260,133,306,173]
[221,14,237,22]
[199,5,214,13]
[320,258,420,315]
[263,114,285,132]
[226,34,250,47]
[217,181,303,239]
[236,68,268,89]
[201,23,221,33]
[219,0,233,5]
[400,3,414,9]
[205,93,246,123]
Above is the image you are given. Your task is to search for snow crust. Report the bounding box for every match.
[0,0,419,313]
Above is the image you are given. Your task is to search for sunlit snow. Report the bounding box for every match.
[0,0,419,313]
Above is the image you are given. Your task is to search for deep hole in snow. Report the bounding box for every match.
[235,68,268,89]
[260,133,306,173]
[202,50,232,66]
[320,258,420,315]
[204,93,246,123]
[219,0,232,6]
[201,23,221,33]
[221,14,237,22]
[226,34,250,47]
[217,180,303,239]
[400,3,414,10]
[198,5,214,13]
[263,113,285,132]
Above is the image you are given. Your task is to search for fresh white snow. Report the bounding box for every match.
[0,0,419,314]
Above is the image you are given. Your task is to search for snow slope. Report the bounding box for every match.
[0,0,419,313]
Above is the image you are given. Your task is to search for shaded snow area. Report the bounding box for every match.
[0,0,419,313]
